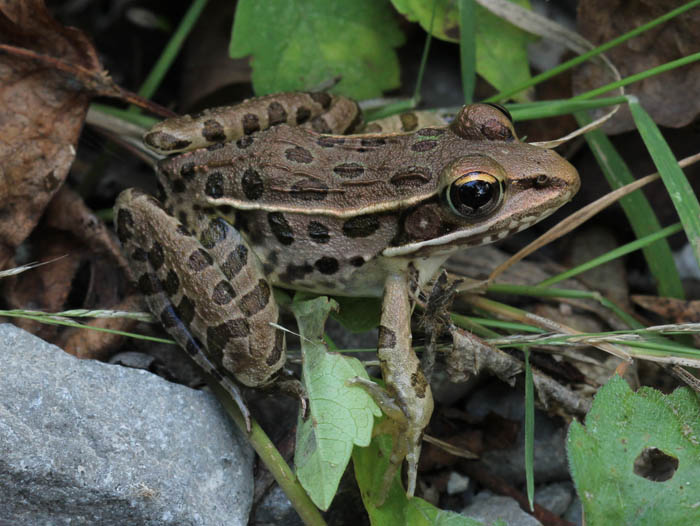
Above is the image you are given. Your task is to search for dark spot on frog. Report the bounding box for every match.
[411,140,438,152]
[205,172,224,198]
[180,161,196,179]
[236,136,254,149]
[131,247,148,262]
[188,248,214,271]
[308,221,330,243]
[342,214,380,238]
[221,244,248,280]
[311,116,332,134]
[217,205,235,217]
[333,162,364,178]
[349,256,365,267]
[176,224,191,236]
[159,305,179,328]
[201,119,226,143]
[162,269,180,296]
[185,336,203,356]
[314,256,339,275]
[296,106,311,125]
[145,131,191,152]
[378,325,396,349]
[416,128,446,137]
[290,179,328,201]
[212,280,236,305]
[317,136,345,148]
[176,296,196,326]
[411,365,429,398]
[309,92,332,109]
[266,331,285,366]
[171,178,187,193]
[268,212,295,245]
[267,101,288,125]
[207,142,226,152]
[116,208,134,241]
[390,167,432,187]
[280,262,313,283]
[242,113,260,135]
[155,181,167,202]
[404,204,442,241]
[148,241,165,271]
[285,146,314,164]
[207,319,251,353]
[177,211,189,228]
[138,272,162,296]
[400,113,419,132]
[239,279,271,316]
[361,137,386,147]
[201,218,228,249]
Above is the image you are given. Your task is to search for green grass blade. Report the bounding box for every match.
[485,0,700,102]
[573,112,683,298]
[134,0,210,104]
[573,52,700,101]
[507,96,627,121]
[523,346,534,512]
[458,0,476,103]
[628,97,700,271]
[539,223,684,289]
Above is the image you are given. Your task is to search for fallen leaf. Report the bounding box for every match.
[573,0,700,133]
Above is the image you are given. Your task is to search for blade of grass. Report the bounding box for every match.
[458,0,476,103]
[523,346,534,512]
[508,96,627,121]
[131,0,210,107]
[539,223,684,289]
[575,111,683,298]
[485,0,700,102]
[628,97,700,270]
[573,52,700,101]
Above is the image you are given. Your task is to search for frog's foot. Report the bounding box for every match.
[275,377,308,418]
[347,376,418,504]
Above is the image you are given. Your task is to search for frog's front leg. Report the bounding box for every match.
[114,189,286,430]
[350,272,434,501]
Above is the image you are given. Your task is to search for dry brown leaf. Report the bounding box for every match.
[574,0,700,133]
[0,1,101,268]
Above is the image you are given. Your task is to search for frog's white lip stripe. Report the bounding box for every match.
[383,208,556,257]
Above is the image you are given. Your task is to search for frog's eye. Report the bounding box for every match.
[447,172,504,218]
[484,103,513,124]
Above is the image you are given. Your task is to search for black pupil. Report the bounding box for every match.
[459,179,494,209]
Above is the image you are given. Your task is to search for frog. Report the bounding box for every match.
[113,91,580,500]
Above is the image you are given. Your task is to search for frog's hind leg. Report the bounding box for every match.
[114,189,286,431]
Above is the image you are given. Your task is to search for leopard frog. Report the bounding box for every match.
[114,92,579,500]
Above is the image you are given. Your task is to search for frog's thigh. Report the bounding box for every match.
[114,189,285,390]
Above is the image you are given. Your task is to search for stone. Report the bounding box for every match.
[462,494,543,526]
[534,481,574,516]
[0,324,254,525]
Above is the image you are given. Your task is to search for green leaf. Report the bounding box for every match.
[391,0,533,100]
[331,296,382,333]
[353,433,485,525]
[568,376,700,525]
[230,0,405,99]
[291,296,381,511]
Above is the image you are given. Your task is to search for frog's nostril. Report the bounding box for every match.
[534,174,549,186]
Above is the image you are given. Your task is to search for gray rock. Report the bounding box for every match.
[563,495,583,525]
[534,481,574,516]
[0,324,254,525]
[462,494,542,526]
[465,382,569,484]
